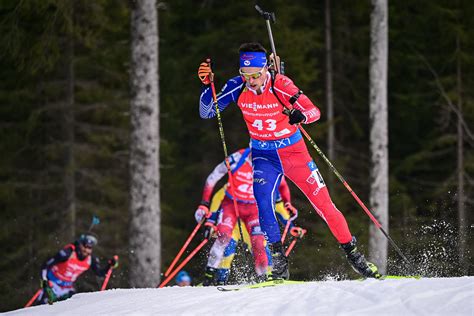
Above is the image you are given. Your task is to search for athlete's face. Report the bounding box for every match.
[177,280,191,287]
[79,242,93,258]
[240,66,268,92]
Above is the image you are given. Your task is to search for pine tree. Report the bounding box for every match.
[368,0,389,274]
[129,0,161,287]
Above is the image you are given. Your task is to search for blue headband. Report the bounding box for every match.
[239,51,267,68]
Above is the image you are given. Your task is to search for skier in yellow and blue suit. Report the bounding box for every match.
[207,177,302,285]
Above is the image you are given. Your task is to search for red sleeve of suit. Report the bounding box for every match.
[273,74,321,124]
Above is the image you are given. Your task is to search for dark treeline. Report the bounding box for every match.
[0,0,472,311]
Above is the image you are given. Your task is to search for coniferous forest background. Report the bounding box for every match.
[0,0,472,312]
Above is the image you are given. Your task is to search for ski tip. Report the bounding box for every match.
[217,286,239,292]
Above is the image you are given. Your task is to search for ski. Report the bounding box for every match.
[357,275,422,281]
[217,275,422,291]
[380,275,422,280]
[217,279,305,292]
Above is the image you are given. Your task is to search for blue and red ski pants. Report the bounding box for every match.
[251,131,353,244]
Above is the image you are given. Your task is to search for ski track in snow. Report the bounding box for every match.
[5,277,473,316]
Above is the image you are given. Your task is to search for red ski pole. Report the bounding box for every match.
[255,4,412,269]
[100,255,118,291]
[281,213,298,243]
[285,239,297,257]
[281,221,291,243]
[24,288,42,308]
[164,221,204,277]
[297,126,413,265]
[158,238,209,288]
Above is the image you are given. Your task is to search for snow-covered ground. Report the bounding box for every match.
[6,277,473,316]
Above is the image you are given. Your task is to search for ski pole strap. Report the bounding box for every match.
[200,200,210,208]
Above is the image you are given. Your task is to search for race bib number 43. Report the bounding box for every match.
[252,119,277,131]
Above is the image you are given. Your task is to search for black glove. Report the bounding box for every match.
[41,279,50,290]
[203,221,216,239]
[108,256,119,269]
[287,109,306,125]
[41,279,57,304]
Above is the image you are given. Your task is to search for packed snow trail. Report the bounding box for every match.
[7,277,473,315]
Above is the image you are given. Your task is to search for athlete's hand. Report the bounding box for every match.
[203,221,216,239]
[284,202,298,218]
[194,204,210,223]
[290,226,306,239]
[108,256,119,269]
[198,60,213,85]
[269,53,281,74]
[41,279,50,290]
[41,280,56,304]
[287,108,306,125]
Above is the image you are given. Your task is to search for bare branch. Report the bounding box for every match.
[415,51,474,141]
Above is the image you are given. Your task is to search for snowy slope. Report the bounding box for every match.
[6,277,473,316]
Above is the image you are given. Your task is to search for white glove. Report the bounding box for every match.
[194,205,210,223]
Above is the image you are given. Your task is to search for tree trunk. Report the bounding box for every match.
[64,2,76,240]
[368,0,389,274]
[129,0,161,288]
[456,33,466,272]
[325,0,335,189]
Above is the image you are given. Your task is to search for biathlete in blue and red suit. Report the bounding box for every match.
[195,148,301,285]
[197,42,381,280]
[36,233,118,305]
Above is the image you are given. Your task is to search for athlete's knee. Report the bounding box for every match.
[311,189,338,213]
[216,224,233,239]
[216,232,232,245]
[252,182,270,204]
[248,221,264,236]
[318,200,343,218]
